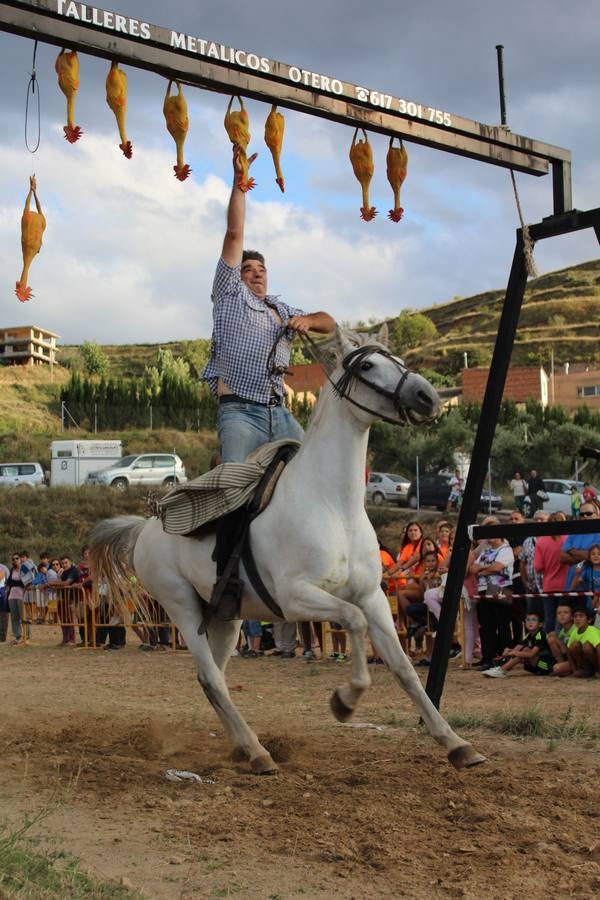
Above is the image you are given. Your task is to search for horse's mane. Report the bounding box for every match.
[308,325,389,371]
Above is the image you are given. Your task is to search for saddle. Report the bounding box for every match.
[155,441,299,631]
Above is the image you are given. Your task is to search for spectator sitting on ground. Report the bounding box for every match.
[483,612,555,679]
[547,603,576,677]
[567,607,600,678]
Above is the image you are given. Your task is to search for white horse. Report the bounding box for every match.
[90,326,485,774]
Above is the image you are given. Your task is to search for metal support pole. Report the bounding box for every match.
[495,45,507,126]
[426,230,529,708]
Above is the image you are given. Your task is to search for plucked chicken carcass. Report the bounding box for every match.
[386,137,408,222]
[106,61,132,158]
[55,48,83,143]
[163,80,191,181]
[224,96,255,192]
[264,104,285,192]
[15,175,46,303]
[349,127,377,221]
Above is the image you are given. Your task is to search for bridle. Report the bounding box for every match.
[267,327,431,426]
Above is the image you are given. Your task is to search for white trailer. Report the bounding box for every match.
[50,440,122,487]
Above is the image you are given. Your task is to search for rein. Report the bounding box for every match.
[267,327,424,426]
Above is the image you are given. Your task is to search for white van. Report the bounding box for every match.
[50,440,122,487]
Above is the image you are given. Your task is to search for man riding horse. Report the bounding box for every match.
[203,143,335,463]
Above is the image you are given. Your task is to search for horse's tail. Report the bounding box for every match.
[89,515,147,621]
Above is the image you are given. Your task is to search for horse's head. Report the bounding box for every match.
[323,324,441,425]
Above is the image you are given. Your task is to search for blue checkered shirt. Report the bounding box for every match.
[203,257,304,404]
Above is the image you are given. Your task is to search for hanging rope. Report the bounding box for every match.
[510,169,538,278]
[25,40,41,153]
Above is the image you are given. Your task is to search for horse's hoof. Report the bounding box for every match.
[230,747,246,763]
[250,754,279,775]
[330,689,354,723]
[448,744,487,769]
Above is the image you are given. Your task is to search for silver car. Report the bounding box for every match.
[86,453,187,490]
[366,471,411,506]
[541,479,599,515]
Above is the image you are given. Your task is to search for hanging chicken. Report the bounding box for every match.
[349,127,377,221]
[55,48,83,143]
[386,137,408,222]
[163,80,191,181]
[106,61,132,159]
[224,95,255,192]
[15,175,46,303]
[264,104,285,192]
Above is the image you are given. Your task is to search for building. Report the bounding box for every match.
[461,366,549,407]
[553,363,600,411]
[0,325,59,366]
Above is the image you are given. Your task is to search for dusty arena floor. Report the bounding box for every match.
[1,630,599,899]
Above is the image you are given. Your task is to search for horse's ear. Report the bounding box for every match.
[377,322,389,348]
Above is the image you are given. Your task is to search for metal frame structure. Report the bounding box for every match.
[1,0,571,213]
[2,1,599,706]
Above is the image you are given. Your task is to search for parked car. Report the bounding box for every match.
[0,461,45,488]
[539,479,599,516]
[86,453,187,490]
[366,471,411,505]
[406,473,502,512]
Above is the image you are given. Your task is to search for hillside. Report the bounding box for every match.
[408,257,600,371]
[52,257,600,378]
[1,257,598,442]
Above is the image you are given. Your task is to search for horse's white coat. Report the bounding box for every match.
[91,328,485,773]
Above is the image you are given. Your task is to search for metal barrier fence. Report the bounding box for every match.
[19,584,182,650]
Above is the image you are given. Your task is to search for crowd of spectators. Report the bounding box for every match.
[2,486,599,676]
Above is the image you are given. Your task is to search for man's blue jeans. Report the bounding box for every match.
[217,401,304,463]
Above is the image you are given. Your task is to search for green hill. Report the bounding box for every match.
[405,257,600,372]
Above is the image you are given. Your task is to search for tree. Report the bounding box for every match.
[390,311,437,354]
[79,341,109,378]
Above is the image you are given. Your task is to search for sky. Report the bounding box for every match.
[0,0,598,345]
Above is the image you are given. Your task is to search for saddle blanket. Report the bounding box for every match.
[158,439,301,536]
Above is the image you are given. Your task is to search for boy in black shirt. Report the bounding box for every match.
[483,612,554,678]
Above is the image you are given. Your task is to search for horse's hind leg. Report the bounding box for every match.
[165,601,277,774]
[207,618,242,672]
[363,591,486,769]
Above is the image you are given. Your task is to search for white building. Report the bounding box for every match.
[0,324,59,366]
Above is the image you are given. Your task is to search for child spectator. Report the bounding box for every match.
[329,623,347,661]
[567,607,600,677]
[483,612,554,678]
[570,485,581,518]
[403,550,442,637]
[32,562,48,624]
[547,603,576,677]
[571,543,600,614]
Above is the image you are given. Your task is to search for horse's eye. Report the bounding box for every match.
[361,362,373,371]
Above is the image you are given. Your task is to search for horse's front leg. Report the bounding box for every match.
[284,584,371,721]
[362,589,486,769]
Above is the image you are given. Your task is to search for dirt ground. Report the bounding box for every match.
[1,629,599,899]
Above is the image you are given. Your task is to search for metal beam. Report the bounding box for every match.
[0,0,573,195]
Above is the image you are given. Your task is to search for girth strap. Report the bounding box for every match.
[198,443,297,634]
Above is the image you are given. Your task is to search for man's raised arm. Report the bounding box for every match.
[221,144,257,267]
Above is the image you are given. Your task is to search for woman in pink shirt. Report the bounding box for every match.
[534,511,569,633]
